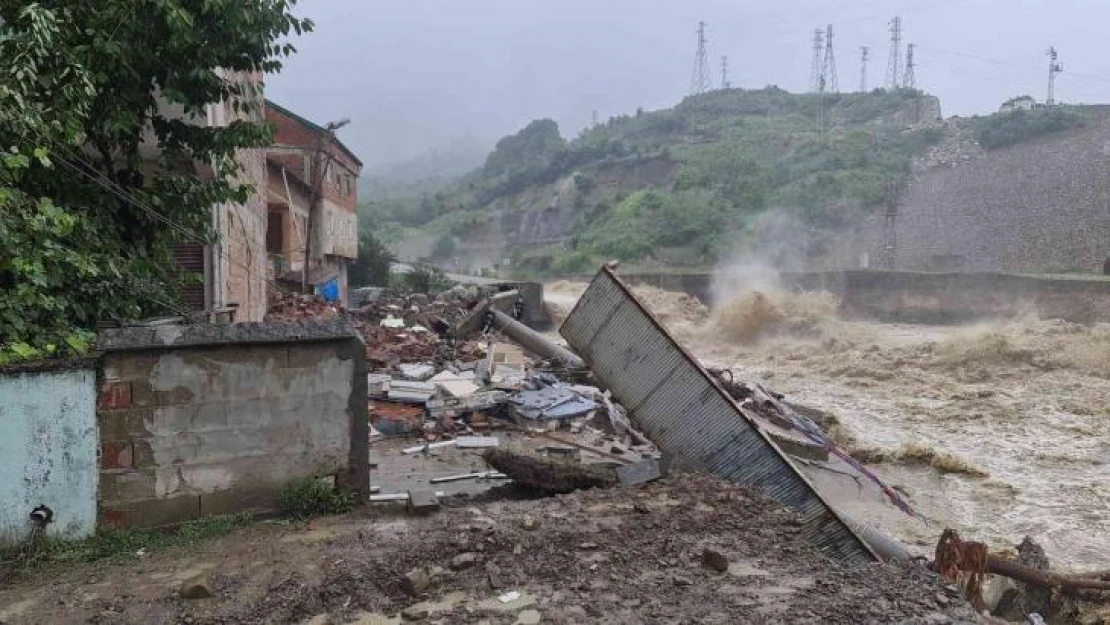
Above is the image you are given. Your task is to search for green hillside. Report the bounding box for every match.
[363,87,947,274]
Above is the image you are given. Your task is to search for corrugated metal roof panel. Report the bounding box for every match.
[560,267,877,566]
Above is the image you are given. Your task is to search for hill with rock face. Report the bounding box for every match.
[367,89,1106,276]
[847,106,1110,274]
[367,87,945,274]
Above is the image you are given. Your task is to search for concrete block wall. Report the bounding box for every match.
[96,320,368,529]
[0,362,98,543]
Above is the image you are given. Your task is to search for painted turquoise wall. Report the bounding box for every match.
[0,368,97,543]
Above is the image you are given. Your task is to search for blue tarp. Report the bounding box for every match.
[316,278,340,302]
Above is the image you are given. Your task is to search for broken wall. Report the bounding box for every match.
[95,320,368,529]
[0,362,98,544]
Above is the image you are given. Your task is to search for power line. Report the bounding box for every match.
[859,46,870,93]
[823,24,839,94]
[689,21,712,96]
[887,16,902,89]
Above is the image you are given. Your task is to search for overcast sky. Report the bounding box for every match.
[266,0,1110,171]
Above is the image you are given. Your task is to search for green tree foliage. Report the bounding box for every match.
[375,88,946,274]
[483,119,566,178]
[348,231,394,288]
[972,107,1084,150]
[0,1,311,357]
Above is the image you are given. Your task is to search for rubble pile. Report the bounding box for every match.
[265,292,344,320]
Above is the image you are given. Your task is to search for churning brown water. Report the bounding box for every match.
[547,280,1110,572]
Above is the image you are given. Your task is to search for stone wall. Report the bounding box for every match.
[853,114,1110,274]
[0,361,98,543]
[95,320,368,528]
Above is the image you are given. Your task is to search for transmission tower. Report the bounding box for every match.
[689,21,712,96]
[859,46,869,92]
[886,16,902,89]
[903,43,916,89]
[810,29,825,93]
[823,24,839,93]
[1047,46,1064,105]
[591,109,599,127]
[720,55,730,89]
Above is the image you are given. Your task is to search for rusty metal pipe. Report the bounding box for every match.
[488,309,585,369]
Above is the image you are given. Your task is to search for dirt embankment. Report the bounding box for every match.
[0,473,976,625]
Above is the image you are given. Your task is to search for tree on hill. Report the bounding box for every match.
[483,119,566,177]
[0,1,311,361]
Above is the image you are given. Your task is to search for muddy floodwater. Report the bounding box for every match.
[545,280,1110,572]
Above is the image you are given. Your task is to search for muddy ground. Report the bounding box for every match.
[0,473,977,625]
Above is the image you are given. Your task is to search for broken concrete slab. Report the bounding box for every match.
[367,373,391,397]
[456,436,500,449]
[616,458,664,487]
[406,489,440,515]
[426,391,509,417]
[482,449,618,494]
[396,363,436,381]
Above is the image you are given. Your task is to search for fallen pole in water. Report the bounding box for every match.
[487,308,585,369]
[987,557,1110,592]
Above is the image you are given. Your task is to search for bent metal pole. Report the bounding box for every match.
[487,308,585,369]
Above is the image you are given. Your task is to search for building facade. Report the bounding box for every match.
[161,70,269,322]
[264,100,361,303]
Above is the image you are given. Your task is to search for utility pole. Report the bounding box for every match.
[823,24,839,94]
[720,55,730,89]
[886,16,902,89]
[810,28,825,93]
[1047,46,1064,106]
[859,46,869,92]
[689,21,711,96]
[882,180,900,269]
[903,43,916,89]
[302,118,350,295]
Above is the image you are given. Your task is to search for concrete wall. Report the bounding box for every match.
[0,362,98,543]
[608,270,1110,324]
[96,320,368,528]
[790,271,1110,324]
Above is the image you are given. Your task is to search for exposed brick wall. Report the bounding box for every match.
[265,106,361,213]
[95,322,368,529]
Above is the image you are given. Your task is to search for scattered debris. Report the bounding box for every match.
[497,590,522,604]
[396,363,436,381]
[428,471,507,484]
[454,436,500,449]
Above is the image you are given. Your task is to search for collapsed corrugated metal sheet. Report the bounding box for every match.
[560,267,878,566]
